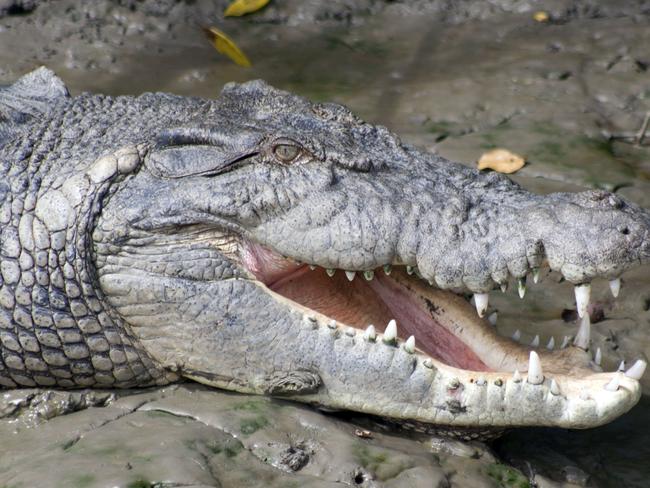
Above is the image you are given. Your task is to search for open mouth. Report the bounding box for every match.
[271,267,492,372]
[239,237,646,422]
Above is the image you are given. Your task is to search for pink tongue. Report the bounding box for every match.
[367,276,491,371]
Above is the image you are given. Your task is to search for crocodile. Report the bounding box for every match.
[1,67,649,437]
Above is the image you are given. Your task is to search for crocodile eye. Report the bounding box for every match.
[273,144,301,163]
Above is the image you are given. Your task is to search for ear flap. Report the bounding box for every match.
[147,126,263,178]
[0,67,69,145]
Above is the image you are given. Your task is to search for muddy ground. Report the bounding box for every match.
[1,1,650,487]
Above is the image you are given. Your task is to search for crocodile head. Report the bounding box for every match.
[92,80,650,435]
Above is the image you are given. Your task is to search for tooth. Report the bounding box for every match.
[618,360,626,372]
[474,293,489,317]
[532,268,541,284]
[364,324,376,341]
[363,270,374,281]
[309,265,316,270]
[513,369,522,383]
[560,336,571,349]
[304,316,318,329]
[609,278,621,298]
[476,377,486,386]
[345,327,355,337]
[326,268,336,277]
[512,329,521,341]
[604,374,621,391]
[383,264,392,275]
[574,283,591,318]
[423,358,433,369]
[625,359,647,380]
[328,319,337,329]
[500,282,508,293]
[518,277,526,299]
[383,319,397,344]
[488,311,498,326]
[527,351,544,384]
[594,347,602,366]
[404,335,415,353]
[550,379,561,395]
[573,315,591,350]
[406,266,415,275]
[546,337,555,350]
[531,335,540,347]
[345,271,356,281]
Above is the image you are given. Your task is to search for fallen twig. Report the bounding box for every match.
[606,111,650,146]
[636,111,650,145]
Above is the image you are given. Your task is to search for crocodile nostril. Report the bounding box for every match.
[619,226,630,235]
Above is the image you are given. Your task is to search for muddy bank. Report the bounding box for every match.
[0,385,518,487]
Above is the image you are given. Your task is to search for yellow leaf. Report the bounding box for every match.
[477,148,525,174]
[203,27,252,67]
[533,11,549,22]
[224,0,270,17]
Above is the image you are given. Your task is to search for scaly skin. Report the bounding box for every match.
[1,68,648,432]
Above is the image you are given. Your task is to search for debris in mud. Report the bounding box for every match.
[355,428,374,439]
[225,0,271,17]
[279,444,310,471]
[477,148,525,174]
[533,11,550,22]
[203,26,252,67]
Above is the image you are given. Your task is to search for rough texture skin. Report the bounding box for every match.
[0,69,176,387]
[1,68,649,429]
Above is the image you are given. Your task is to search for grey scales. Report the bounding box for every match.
[1,67,649,434]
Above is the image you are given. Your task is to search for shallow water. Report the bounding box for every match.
[1,1,650,486]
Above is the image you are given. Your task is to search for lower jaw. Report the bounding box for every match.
[268,266,594,379]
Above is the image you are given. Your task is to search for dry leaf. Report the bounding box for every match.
[533,11,549,22]
[203,26,252,67]
[477,148,525,174]
[224,0,270,17]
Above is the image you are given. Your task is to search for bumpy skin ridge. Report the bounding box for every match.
[0,80,195,387]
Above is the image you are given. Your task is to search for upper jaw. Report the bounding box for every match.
[249,176,650,296]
